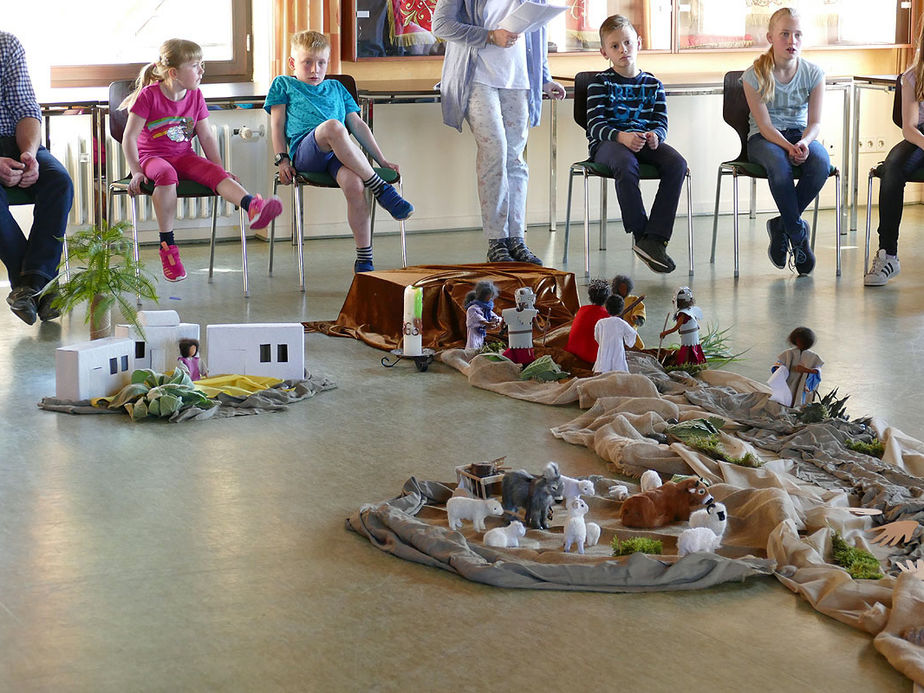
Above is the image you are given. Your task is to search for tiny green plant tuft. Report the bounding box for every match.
[831,531,883,580]
[612,536,663,556]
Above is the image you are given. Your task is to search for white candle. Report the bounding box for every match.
[403,285,423,356]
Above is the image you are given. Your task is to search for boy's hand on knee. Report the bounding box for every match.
[617,131,646,152]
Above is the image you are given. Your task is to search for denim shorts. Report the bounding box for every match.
[292,129,343,177]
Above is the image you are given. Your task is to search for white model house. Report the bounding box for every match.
[206,323,305,380]
[114,310,199,374]
[56,337,135,400]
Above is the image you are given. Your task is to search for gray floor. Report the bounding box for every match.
[0,207,919,691]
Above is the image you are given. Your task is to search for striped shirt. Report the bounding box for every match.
[0,32,42,138]
[586,69,668,158]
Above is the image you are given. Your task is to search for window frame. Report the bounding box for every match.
[49,0,252,87]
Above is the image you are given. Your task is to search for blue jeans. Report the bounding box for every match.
[592,139,687,241]
[747,129,830,237]
[0,139,73,289]
[876,138,924,255]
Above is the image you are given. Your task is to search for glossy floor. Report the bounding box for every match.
[0,209,919,691]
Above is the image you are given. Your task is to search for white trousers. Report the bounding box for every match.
[465,83,529,240]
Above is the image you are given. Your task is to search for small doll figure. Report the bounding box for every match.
[593,294,638,374]
[768,326,823,408]
[464,280,502,351]
[501,286,539,365]
[612,274,646,349]
[566,278,611,364]
[177,338,206,381]
[660,286,705,365]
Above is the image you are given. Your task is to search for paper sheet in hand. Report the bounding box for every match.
[499,2,566,35]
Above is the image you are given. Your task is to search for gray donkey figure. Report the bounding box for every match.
[501,462,563,530]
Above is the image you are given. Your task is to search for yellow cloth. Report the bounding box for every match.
[624,294,646,349]
[193,374,285,398]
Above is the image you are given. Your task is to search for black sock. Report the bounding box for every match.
[356,245,373,262]
[240,194,254,212]
[160,232,175,246]
[362,174,386,198]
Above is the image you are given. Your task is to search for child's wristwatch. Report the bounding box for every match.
[274,153,290,166]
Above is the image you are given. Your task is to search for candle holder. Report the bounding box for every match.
[381,347,436,372]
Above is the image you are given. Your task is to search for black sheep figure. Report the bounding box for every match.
[501,462,563,529]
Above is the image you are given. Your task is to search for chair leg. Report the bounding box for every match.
[239,206,249,298]
[207,197,218,282]
[865,171,874,274]
[710,168,724,264]
[582,170,590,277]
[685,169,694,276]
[811,195,819,250]
[835,171,842,277]
[599,176,607,251]
[749,177,757,219]
[62,235,70,283]
[269,176,279,274]
[732,173,740,278]
[563,168,576,265]
[295,183,305,292]
[130,196,142,305]
[399,180,408,268]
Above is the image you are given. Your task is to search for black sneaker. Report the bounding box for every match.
[487,239,514,262]
[766,217,787,269]
[7,286,37,325]
[789,223,815,276]
[37,289,61,321]
[632,235,675,273]
[505,237,543,265]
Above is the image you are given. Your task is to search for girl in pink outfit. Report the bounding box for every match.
[120,39,282,282]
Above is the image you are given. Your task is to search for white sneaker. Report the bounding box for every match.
[864,249,900,286]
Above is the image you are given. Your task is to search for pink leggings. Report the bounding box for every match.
[141,152,230,191]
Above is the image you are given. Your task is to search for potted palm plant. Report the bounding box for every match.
[46,221,159,339]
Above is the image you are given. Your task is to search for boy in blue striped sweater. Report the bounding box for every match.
[587,15,687,273]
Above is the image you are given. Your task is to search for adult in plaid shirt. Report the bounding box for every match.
[0,32,73,325]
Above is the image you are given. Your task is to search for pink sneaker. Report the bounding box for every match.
[247,194,283,230]
[159,242,187,282]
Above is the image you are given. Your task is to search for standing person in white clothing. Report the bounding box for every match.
[433,0,565,265]
[593,294,638,373]
[501,286,539,364]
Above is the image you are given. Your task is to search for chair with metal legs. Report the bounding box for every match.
[709,70,842,277]
[562,71,694,278]
[266,74,408,291]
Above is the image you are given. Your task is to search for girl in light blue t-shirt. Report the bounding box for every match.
[742,7,830,277]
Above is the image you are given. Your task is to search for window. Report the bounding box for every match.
[121,355,129,372]
[135,342,146,359]
[47,0,252,87]
[260,344,271,363]
[277,344,289,363]
[109,357,118,375]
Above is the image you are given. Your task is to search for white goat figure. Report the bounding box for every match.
[607,485,629,501]
[677,526,723,556]
[640,469,663,492]
[563,498,590,554]
[585,522,601,547]
[559,472,595,503]
[689,502,728,538]
[446,497,504,532]
[484,521,527,548]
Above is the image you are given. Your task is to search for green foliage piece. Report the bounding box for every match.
[665,417,726,442]
[798,388,851,424]
[665,362,707,375]
[845,438,885,458]
[699,323,749,367]
[42,221,159,338]
[799,402,829,423]
[612,536,663,556]
[831,531,883,580]
[518,355,570,382]
[102,368,217,420]
[665,419,763,467]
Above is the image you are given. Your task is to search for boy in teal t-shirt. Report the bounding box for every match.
[264,30,413,273]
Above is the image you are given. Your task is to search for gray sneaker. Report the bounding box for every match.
[766,217,787,269]
[505,237,542,265]
[788,222,815,276]
[632,235,675,273]
[7,286,37,325]
[487,239,514,262]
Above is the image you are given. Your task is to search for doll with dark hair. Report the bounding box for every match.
[660,286,705,365]
[464,280,502,350]
[768,326,823,407]
[593,293,638,373]
[612,274,646,348]
[177,338,206,381]
[565,278,611,364]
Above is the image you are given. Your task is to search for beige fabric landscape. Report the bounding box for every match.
[428,349,924,685]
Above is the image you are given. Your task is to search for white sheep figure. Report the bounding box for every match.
[563,498,590,554]
[678,526,723,556]
[689,502,728,538]
[446,496,504,532]
[607,485,629,501]
[484,521,526,548]
[559,473,595,503]
[640,470,663,492]
[585,522,601,547]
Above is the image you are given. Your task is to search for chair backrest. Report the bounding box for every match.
[722,70,751,162]
[892,74,903,129]
[108,79,135,144]
[572,71,596,131]
[328,74,359,103]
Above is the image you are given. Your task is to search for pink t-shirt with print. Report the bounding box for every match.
[130,83,209,163]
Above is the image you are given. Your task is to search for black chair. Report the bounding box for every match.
[562,71,694,277]
[710,70,842,277]
[2,185,69,282]
[864,75,924,273]
[106,80,250,299]
[267,74,408,291]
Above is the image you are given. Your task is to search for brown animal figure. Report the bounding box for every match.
[619,478,713,528]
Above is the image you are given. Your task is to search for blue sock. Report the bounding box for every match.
[240,194,254,212]
[159,232,175,246]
